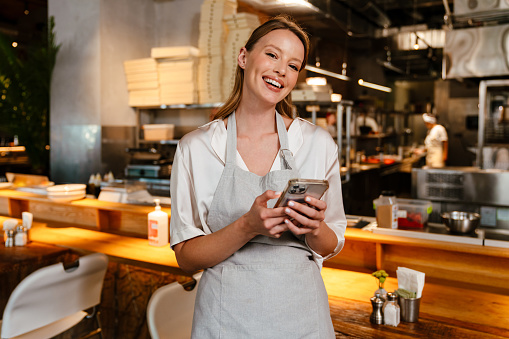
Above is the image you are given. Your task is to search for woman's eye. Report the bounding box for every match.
[289,65,299,71]
[266,52,276,59]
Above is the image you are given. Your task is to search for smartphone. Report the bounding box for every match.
[274,178,329,208]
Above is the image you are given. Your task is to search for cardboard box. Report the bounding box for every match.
[142,124,175,140]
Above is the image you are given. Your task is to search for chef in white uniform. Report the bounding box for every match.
[422,113,448,167]
[170,15,346,338]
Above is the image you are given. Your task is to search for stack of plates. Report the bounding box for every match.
[123,58,160,107]
[47,184,87,202]
[222,13,260,98]
[197,0,237,104]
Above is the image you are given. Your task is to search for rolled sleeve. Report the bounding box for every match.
[169,143,206,248]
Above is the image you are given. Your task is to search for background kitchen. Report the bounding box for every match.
[1,0,509,222]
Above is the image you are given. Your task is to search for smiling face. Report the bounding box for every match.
[238,29,305,108]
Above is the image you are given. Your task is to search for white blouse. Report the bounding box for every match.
[169,116,347,267]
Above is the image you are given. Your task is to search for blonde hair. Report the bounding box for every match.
[213,15,310,121]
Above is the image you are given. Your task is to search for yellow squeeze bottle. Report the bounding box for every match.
[148,199,169,246]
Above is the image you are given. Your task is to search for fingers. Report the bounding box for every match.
[283,197,326,230]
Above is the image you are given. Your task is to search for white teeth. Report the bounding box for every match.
[264,78,282,88]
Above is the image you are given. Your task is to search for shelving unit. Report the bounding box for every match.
[134,103,221,147]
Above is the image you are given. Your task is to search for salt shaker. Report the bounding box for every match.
[370,293,384,324]
[14,225,27,246]
[383,292,400,327]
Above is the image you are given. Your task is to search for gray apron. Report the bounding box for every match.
[191,112,334,339]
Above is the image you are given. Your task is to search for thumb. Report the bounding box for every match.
[258,190,281,204]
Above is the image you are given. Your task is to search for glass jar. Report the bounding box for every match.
[374,280,387,300]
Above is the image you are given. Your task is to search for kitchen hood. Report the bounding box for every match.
[443,23,509,79]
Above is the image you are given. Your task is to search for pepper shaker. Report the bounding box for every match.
[370,293,385,324]
[4,229,15,247]
[3,218,18,247]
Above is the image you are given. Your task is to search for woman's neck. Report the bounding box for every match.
[235,104,278,136]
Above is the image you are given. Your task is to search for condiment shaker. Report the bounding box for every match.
[383,292,400,327]
[4,229,15,247]
[14,225,27,246]
[370,293,384,324]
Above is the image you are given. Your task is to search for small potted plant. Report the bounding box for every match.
[372,269,389,299]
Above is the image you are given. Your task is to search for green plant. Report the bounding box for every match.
[372,269,389,286]
[0,17,60,174]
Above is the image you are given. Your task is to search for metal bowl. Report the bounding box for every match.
[441,211,481,234]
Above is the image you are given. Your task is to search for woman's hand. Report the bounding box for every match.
[282,196,326,236]
[282,196,338,257]
[241,190,289,238]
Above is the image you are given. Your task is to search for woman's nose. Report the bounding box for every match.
[274,61,286,76]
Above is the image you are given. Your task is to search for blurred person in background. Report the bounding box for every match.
[421,113,448,167]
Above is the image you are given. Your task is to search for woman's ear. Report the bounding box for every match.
[238,47,247,69]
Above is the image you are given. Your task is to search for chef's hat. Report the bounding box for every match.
[422,113,437,124]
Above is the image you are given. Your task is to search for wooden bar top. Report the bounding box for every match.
[1,214,508,337]
[322,268,509,338]
[0,216,185,276]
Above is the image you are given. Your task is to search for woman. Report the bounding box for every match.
[422,113,448,167]
[170,15,347,338]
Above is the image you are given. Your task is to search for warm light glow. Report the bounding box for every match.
[278,0,316,9]
[305,65,350,81]
[0,146,26,152]
[331,93,342,102]
[413,43,419,50]
[306,77,327,86]
[12,42,18,48]
[358,79,392,93]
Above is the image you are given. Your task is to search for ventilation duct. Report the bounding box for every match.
[443,23,509,79]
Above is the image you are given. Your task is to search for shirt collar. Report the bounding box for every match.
[210,114,303,166]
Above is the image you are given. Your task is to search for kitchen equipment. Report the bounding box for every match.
[47,184,87,202]
[412,167,509,230]
[441,211,481,234]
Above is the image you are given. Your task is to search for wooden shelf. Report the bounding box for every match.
[0,189,166,238]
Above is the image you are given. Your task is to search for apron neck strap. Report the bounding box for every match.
[225,111,295,169]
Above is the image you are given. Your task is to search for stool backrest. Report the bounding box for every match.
[147,272,202,339]
[1,253,108,338]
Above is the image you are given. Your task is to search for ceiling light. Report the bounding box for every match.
[358,79,392,93]
[305,65,350,81]
[331,93,342,102]
[12,42,18,48]
[413,37,419,50]
[306,77,327,86]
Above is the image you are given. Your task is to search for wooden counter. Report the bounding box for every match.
[0,189,165,237]
[327,228,509,295]
[1,187,508,291]
[323,268,509,338]
[1,212,509,337]
[0,215,185,276]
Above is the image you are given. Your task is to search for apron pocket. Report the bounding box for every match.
[220,262,320,339]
